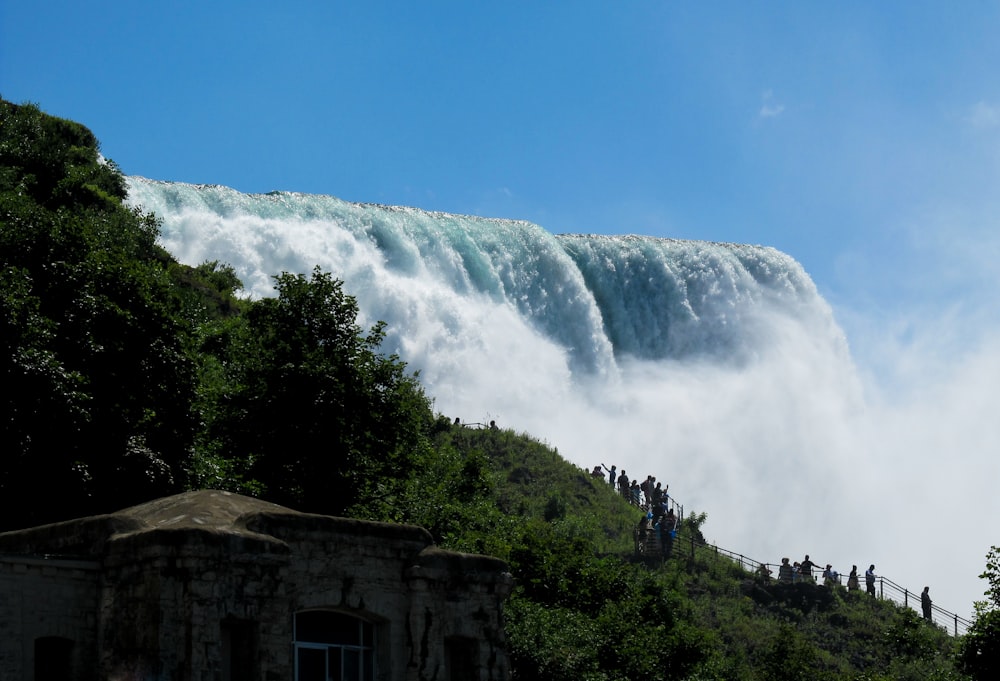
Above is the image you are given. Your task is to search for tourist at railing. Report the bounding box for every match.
[799,555,817,583]
[866,564,877,596]
[651,481,664,506]
[640,475,654,505]
[778,557,794,583]
[847,565,860,591]
[450,417,500,429]
[592,464,681,516]
[598,463,616,487]
[677,537,968,635]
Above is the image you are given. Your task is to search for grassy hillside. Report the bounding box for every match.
[368,424,966,680]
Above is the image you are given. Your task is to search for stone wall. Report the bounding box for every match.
[98,514,511,680]
[0,555,101,681]
[0,491,512,681]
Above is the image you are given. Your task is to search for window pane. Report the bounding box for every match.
[296,647,326,681]
[294,612,375,681]
[329,647,343,681]
[343,649,360,681]
[363,649,374,681]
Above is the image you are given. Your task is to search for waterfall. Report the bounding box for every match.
[126,176,919,612]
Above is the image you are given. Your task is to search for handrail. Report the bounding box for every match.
[873,574,973,636]
[674,534,971,636]
[620,482,971,636]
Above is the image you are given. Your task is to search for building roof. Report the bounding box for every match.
[0,490,434,558]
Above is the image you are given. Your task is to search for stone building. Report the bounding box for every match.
[0,490,512,681]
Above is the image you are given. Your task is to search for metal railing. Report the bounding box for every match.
[676,535,972,636]
[615,480,973,636]
[872,574,973,636]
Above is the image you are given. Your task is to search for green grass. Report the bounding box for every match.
[368,423,969,680]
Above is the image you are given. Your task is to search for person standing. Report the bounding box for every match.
[921,586,933,621]
[800,555,816,583]
[778,558,794,583]
[651,482,663,506]
[847,565,860,591]
[865,564,877,597]
[630,480,642,506]
[641,476,654,505]
[601,463,616,486]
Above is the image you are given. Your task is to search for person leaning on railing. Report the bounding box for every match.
[778,557,794,583]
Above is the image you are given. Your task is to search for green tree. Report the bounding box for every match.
[204,267,431,515]
[1,99,196,526]
[957,546,1000,679]
[0,99,125,211]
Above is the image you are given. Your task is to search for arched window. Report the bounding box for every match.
[294,611,374,681]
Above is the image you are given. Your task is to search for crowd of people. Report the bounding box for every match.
[590,464,673,511]
[760,558,935,621]
[454,422,937,623]
[591,463,679,559]
[590,463,936,623]
[768,557,877,593]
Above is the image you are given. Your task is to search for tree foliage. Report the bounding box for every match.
[2,97,433,525]
[200,266,432,515]
[957,546,1000,680]
[1,100,195,524]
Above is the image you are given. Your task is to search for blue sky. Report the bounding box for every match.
[5,0,1000,617]
[5,1,1000,320]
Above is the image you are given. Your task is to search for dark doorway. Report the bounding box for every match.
[35,636,73,681]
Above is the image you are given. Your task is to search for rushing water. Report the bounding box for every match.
[127,176,993,620]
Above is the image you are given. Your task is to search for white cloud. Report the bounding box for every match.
[967,101,1000,129]
[759,89,785,118]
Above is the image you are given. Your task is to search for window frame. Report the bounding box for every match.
[293,610,375,681]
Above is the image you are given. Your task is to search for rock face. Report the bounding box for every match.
[0,490,513,680]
